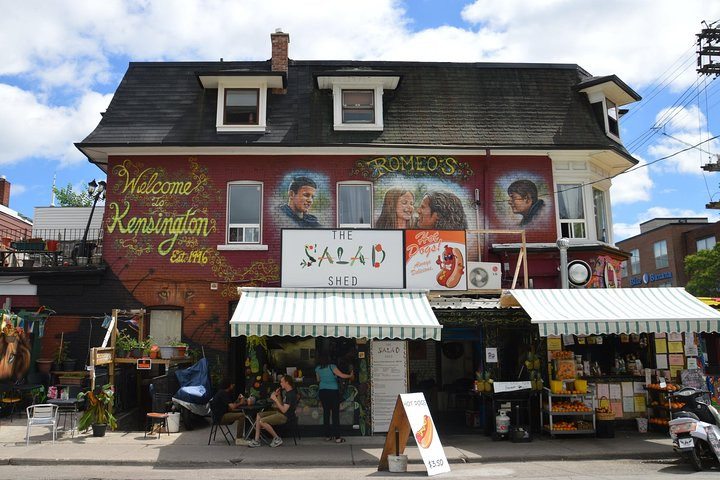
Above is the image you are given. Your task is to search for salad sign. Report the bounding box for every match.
[281,229,404,288]
[378,392,450,476]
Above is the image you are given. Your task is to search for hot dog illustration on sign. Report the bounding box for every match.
[436,245,464,288]
[415,414,434,449]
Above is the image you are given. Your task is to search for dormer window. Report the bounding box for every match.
[225,89,259,125]
[197,71,286,133]
[576,75,641,142]
[342,90,375,123]
[316,73,400,132]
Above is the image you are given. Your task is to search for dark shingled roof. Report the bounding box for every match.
[77,60,637,164]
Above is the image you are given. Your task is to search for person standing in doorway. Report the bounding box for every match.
[315,353,354,443]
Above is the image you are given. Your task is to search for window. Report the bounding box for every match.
[606,98,619,137]
[654,240,668,269]
[228,182,262,243]
[342,90,374,123]
[224,89,259,125]
[630,249,640,275]
[697,236,716,252]
[557,184,586,238]
[337,182,372,228]
[149,309,182,346]
[593,188,609,242]
[316,75,399,132]
[620,260,628,278]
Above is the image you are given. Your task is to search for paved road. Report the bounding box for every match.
[2,457,717,480]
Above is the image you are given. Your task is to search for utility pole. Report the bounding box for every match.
[697,22,720,208]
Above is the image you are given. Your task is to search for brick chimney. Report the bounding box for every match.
[271,29,289,94]
[0,176,10,207]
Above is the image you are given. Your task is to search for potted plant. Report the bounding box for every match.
[115,331,134,358]
[53,340,69,371]
[77,383,117,437]
[170,338,188,357]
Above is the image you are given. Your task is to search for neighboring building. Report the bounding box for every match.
[617,218,720,288]
[8,32,646,431]
[0,178,32,242]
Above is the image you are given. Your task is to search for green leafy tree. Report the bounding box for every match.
[685,243,720,296]
[52,183,92,207]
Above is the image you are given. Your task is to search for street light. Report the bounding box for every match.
[556,237,570,289]
[80,179,106,261]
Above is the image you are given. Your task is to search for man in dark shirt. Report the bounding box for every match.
[280,176,321,227]
[248,375,298,447]
[209,380,246,440]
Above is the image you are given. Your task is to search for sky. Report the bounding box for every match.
[1,0,719,242]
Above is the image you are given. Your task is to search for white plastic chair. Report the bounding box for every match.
[26,403,59,445]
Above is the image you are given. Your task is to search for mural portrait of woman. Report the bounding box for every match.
[376,188,415,229]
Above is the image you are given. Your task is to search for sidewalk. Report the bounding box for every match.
[0,417,675,467]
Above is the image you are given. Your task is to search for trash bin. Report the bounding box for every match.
[167,412,181,433]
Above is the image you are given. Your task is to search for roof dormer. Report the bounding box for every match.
[198,71,286,133]
[316,71,401,132]
[577,75,641,142]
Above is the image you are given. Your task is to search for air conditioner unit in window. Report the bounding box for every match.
[467,262,502,290]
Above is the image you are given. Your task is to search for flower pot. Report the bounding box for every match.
[130,347,143,358]
[62,359,77,371]
[45,240,59,251]
[159,346,175,359]
[175,346,187,357]
[92,423,107,437]
[36,359,53,374]
[116,348,128,358]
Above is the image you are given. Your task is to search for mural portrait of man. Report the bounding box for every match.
[507,179,545,227]
[416,191,468,230]
[280,176,321,228]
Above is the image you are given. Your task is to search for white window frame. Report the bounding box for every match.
[584,90,622,142]
[337,181,373,228]
[332,81,384,131]
[592,187,610,243]
[219,181,268,251]
[630,249,640,275]
[697,236,716,252]
[620,260,628,278]
[556,183,587,239]
[654,240,669,269]
[216,81,268,133]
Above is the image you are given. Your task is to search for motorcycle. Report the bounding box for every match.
[668,386,720,471]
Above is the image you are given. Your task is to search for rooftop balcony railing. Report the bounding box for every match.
[0,227,104,269]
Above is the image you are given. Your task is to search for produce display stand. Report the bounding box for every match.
[542,384,596,437]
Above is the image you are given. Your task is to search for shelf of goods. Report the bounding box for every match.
[542,385,596,437]
[645,383,683,430]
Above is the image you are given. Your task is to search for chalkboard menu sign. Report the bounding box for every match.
[371,340,407,433]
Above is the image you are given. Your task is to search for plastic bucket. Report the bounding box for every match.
[636,417,648,433]
[45,240,59,251]
[388,455,408,473]
[550,380,563,394]
[574,379,587,393]
[167,412,181,433]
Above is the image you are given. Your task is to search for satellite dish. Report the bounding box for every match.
[567,260,592,287]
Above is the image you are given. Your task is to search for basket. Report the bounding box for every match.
[596,396,614,420]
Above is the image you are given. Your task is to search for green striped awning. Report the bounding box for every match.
[230,288,441,340]
[509,287,720,336]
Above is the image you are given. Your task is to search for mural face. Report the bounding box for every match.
[0,325,31,381]
[490,171,553,231]
[273,172,330,229]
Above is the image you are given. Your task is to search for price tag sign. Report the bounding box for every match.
[137,358,151,370]
[659,377,667,389]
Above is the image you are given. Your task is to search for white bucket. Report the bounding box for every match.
[388,455,408,473]
[167,412,181,433]
[636,417,648,433]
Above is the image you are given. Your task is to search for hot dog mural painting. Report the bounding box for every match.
[405,230,467,291]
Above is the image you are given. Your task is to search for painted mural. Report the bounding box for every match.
[489,171,554,231]
[0,322,31,381]
[272,172,330,229]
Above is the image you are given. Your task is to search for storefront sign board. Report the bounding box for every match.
[371,340,408,433]
[281,229,404,288]
[405,230,467,291]
[493,381,531,393]
[378,393,450,476]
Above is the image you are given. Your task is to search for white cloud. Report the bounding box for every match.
[0,84,112,167]
[611,157,653,204]
[613,222,640,241]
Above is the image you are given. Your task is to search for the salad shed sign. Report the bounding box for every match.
[281,229,404,288]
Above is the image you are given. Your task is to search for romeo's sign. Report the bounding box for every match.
[281,229,404,288]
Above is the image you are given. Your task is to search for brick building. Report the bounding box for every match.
[617,218,719,288]
[5,31,652,431]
